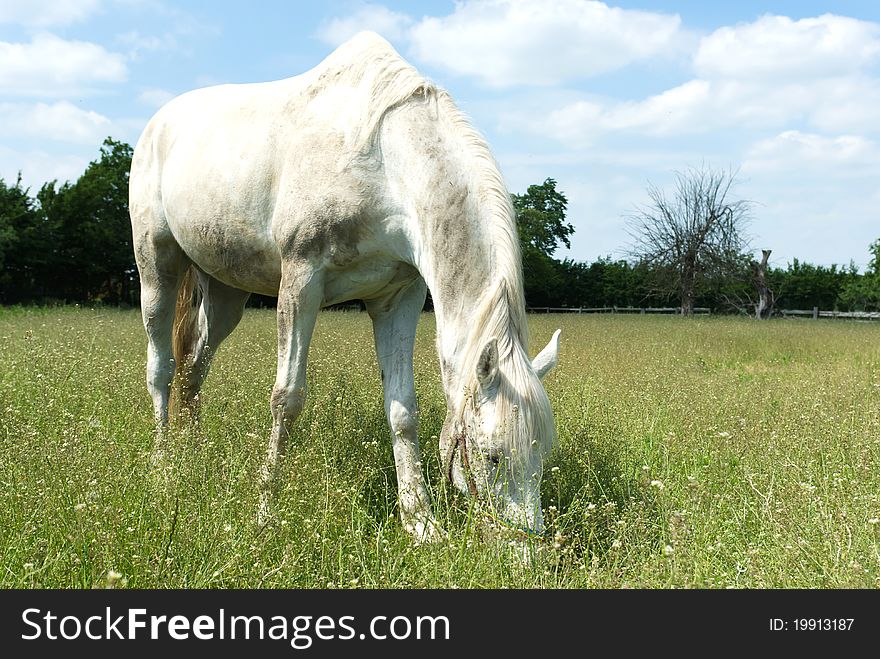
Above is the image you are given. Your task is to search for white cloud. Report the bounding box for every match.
[532,80,713,144]
[806,75,880,134]
[0,145,89,188]
[743,130,880,176]
[499,11,880,146]
[116,29,178,58]
[137,87,175,108]
[0,0,101,27]
[514,64,880,146]
[0,101,113,144]
[695,13,880,80]
[478,10,880,269]
[505,80,719,146]
[315,3,412,46]
[116,18,222,59]
[0,32,127,96]
[408,0,684,87]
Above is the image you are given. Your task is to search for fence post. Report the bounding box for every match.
[813,306,819,319]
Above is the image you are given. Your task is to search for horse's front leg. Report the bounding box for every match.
[258,261,322,525]
[367,278,442,544]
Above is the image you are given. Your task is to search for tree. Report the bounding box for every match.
[753,249,775,319]
[512,178,574,257]
[840,238,880,310]
[770,258,853,311]
[625,165,752,315]
[511,178,574,308]
[0,176,26,288]
[0,175,48,303]
[44,138,136,304]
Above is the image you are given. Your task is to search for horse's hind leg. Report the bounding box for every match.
[366,278,441,543]
[177,273,251,417]
[258,261,323,524]
[137,240,189,429]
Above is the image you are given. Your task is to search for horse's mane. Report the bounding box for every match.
[456,278,557,462]
[312,32,435,155]
[430,93,556,459]
[433,90,528,345]
[324,33,528,336]
[331,32,555,458]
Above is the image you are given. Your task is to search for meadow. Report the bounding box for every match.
[1,306,878,588]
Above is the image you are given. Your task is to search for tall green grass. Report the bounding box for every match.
[1,307,878,587]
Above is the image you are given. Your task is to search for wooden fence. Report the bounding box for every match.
[527,305,880,320]
[526,306,710,314]
[329,304,879,320]
[779,308,880,321]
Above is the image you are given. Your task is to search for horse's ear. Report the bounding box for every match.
[532,329,561,380]
[476,339,499,389]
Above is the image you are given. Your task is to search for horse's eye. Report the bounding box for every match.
[487,451,501,466]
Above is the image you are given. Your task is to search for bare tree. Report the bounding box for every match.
[753,249,775,319]
[718,249,777,318]
[626,165,752,315]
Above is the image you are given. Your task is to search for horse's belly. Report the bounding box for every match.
[201,250,282,296]
[173,217,283,296]
[323,258,415,306]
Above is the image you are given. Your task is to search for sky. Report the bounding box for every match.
[1,0,878,269]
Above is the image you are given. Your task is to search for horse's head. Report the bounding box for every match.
[441,329,560,536]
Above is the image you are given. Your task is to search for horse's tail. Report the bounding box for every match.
[169,265,200,420]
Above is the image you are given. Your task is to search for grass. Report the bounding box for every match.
[1,306,878,588]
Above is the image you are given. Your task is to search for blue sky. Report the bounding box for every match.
[1,0,879,268]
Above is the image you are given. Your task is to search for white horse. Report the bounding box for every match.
[129,32,560,541]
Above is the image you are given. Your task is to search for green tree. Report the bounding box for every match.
[0,175,48,303]
[519,249,564,307]
[556,256,660,308]
[770,258,854,311]
[512,178,574,257]
[0,176,26,284]
[840,239,880,310]
[45,138,136,303]
[511,178,574,307]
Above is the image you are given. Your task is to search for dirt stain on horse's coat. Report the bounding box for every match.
[282,196,368,265]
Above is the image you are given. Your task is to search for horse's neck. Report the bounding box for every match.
[412,210,499,392]
[386,92,521,392]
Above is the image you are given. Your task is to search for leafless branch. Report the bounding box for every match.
[625,164,753,315]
